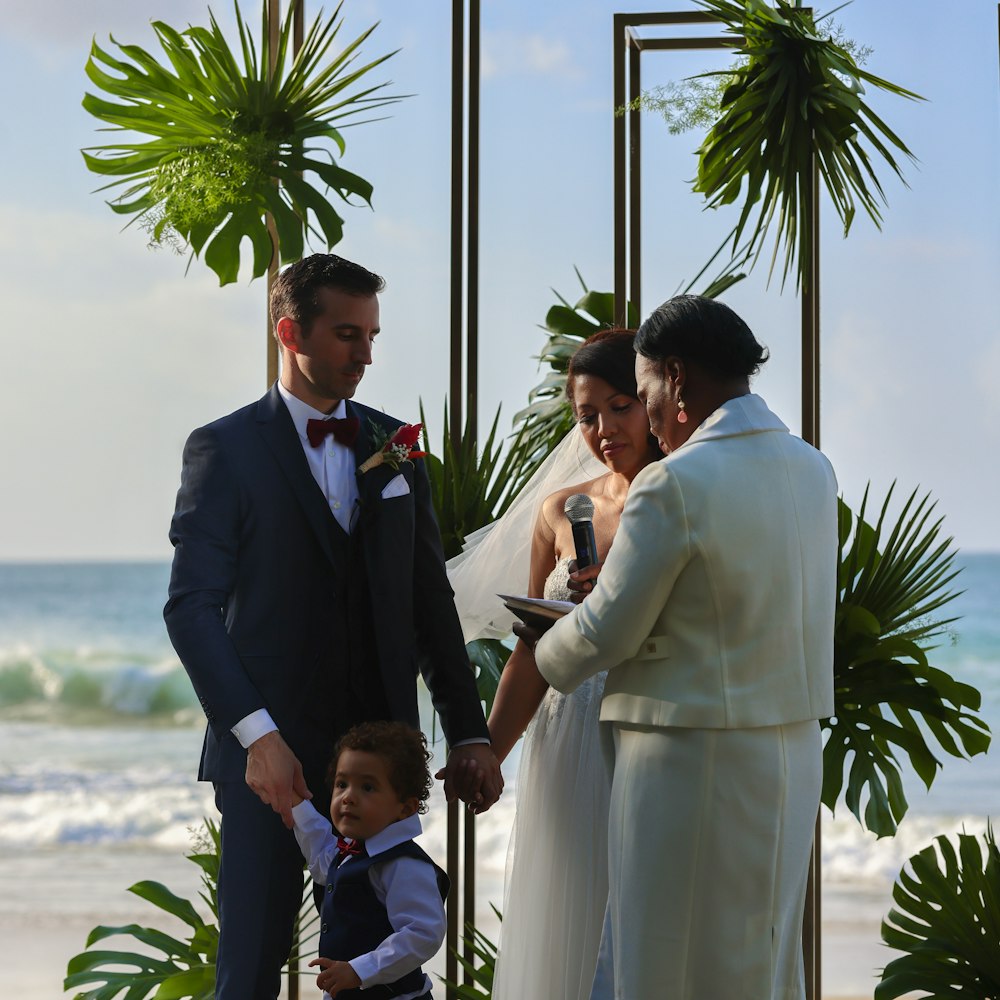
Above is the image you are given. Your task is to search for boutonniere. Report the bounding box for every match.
[359,421,426,473]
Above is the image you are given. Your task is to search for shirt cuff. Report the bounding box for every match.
[450,737,490,748]
[231,709,278,748]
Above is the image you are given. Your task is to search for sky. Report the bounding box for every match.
[0,0,997,561]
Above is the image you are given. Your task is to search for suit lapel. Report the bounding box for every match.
[255,385,343,571]
[349,402,399,520]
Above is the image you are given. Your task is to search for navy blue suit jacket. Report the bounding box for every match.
[164,385,488,781]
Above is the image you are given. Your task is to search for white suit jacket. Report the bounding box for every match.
[536,393,837,729]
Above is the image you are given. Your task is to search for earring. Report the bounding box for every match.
[676,393,689,424]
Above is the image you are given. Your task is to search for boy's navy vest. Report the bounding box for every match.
[319,839,449,999]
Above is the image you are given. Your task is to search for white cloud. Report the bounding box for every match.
[6,0,208,54]
[481,31,582,82]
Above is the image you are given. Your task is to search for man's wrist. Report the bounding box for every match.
[232,708,278,749]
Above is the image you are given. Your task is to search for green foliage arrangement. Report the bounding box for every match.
[64,820,317,1000]
[876,825,1000,999]
[65,820,221,1000]
[825,487,991,838]
[623,21,871,137]
[439,909,500,1000]
[691,0,922,289]
[82,0,399,285]
[420,404,541,714]
[514,253,746,465]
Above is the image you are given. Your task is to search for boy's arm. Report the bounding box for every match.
[348,857,446,986]
[291,800,337,883]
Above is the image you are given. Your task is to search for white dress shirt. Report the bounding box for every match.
[232,386,360,748]
[292,802,445,1000]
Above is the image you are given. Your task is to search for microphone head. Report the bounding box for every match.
[564,493,595,524]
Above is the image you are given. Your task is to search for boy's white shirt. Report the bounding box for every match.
[291,800,445,999]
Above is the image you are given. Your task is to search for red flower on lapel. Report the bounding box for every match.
[359,422,427,473]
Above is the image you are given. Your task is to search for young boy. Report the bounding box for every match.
[291,721,449,999]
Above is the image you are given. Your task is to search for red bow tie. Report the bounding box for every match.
[306,416,360,449]
[336,836,364,860]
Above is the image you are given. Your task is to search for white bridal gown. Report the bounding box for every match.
[492,558,612,1000]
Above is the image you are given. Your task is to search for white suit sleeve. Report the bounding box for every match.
[536,460,692,692]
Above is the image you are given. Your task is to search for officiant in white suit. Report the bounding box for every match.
[515,295,838,1000]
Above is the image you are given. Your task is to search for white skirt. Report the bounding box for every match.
[608,720,822,1000]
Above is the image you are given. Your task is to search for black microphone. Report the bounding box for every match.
[564,494,598,570]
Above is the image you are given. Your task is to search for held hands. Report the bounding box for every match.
[245,730,311,828]
[309,957,361,996]
[434,743,504,815]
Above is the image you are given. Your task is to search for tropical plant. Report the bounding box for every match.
[65,819,318,1000]
[621,21,871,137]
[420,403,541,715]
[82,0,399,285]
[691,0,922,289]
[876,824,1000,999]
[513,252,747,465]
[439,909,500,1000]
[824,486,991,838]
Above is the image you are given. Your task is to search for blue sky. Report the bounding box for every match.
[0,0,997,559]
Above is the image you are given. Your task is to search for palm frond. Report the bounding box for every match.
[823,487,990,838]
[82,0,401,284]
[691,0,922,290]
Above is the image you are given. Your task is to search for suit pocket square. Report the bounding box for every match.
[381,473,410,499]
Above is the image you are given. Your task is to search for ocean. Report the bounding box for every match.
[1,558,997,999]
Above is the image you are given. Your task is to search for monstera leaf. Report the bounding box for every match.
[82,0,400,284]
[65,819,318,1000]
[876,825,1000,999]
[824,486,991,838]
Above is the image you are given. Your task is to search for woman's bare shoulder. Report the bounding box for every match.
[540,474,610,518]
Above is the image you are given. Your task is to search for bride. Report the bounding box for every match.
[447,329,661,1000]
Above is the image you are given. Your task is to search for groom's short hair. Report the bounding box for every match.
[329,721,434,813]
[270,253,385,334]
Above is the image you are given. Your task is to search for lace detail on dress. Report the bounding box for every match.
[543,556,576,602]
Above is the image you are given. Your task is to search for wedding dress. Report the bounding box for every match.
[491,557,612,1000]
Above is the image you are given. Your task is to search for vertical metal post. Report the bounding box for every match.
[627,35,642,321]
[613,15,628,327]
[800,153,822,1000]
[461,0,482,983]
[466,0,480,443]
[449,0,466,448]
[266,0,282,389]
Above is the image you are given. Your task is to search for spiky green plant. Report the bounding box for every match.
[439,908,501,1000]
[82,0,399,284]
[420,404,540,714]
[876,825,1000,999]
[692,0,922,289]
[824,487,991,838]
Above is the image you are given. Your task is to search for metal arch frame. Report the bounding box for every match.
[447,2,481,996]
[612,11,822,1000]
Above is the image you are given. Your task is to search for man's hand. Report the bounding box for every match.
[566,558,602,604]
[309,957,361,996]
[435,743,503,814]
[245,730,311,828]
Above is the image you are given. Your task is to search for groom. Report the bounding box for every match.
[164,253,500,1000]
